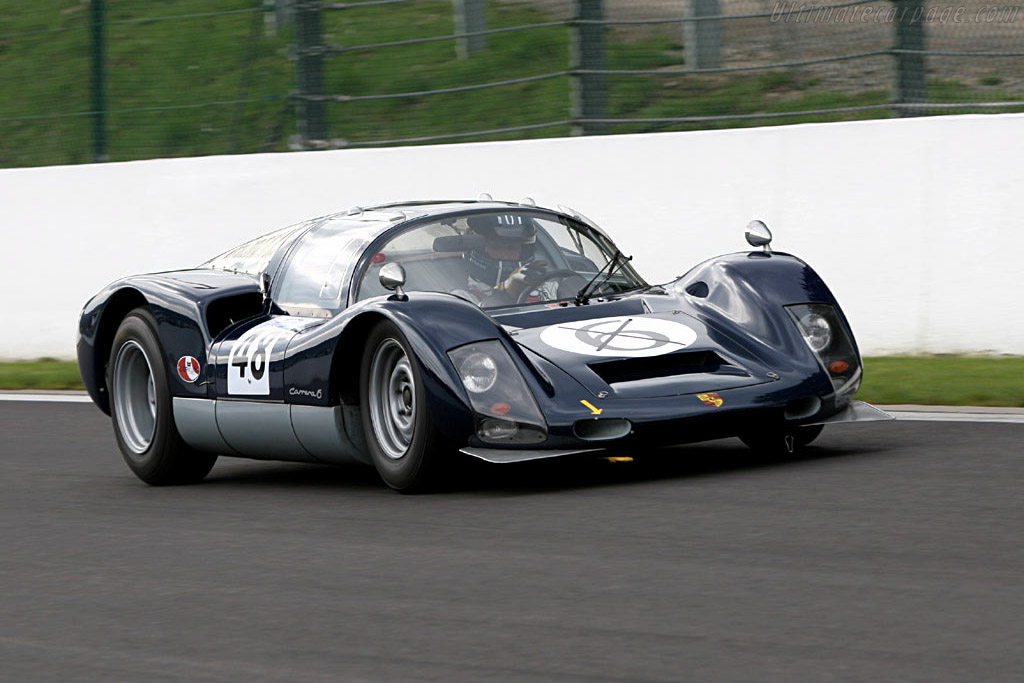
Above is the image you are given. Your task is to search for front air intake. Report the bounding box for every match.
[784,396,822,420]
[574,418,632,441]
[589,350,730,385]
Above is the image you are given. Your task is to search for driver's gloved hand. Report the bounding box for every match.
[501,261,547,299]
[519,260,548,280]
[501,268,528,298]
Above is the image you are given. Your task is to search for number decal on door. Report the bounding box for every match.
[227,328,289,396]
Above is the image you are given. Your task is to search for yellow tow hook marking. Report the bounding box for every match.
[580,399,603,415]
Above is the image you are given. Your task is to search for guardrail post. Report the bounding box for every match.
[894,0,927,117]
[90,0,107,162]
[684,0,721,70]
[453,0,487,58]
[275,0,295,29]
[571,0,607,136]
[295,1,327,146]
[265,1,295,35]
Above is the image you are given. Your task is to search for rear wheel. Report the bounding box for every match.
[740,424,824,456]
[359,320,447,492]
[109,308,217,485]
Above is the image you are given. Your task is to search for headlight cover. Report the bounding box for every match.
[786,303,861,399]
[458,351,498,393]
[448,341,547,444]
[797,312,832,352]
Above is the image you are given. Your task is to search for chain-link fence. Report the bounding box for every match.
[0,1,292,167]
[1,0,1022,167]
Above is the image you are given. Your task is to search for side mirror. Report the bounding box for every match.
[260,272,271,304]
[379,262,407,299]
[745,220,772,252]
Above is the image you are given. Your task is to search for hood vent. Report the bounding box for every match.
[589,350,738,386]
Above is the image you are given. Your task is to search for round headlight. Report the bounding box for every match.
[799,313,832,352]
[459,352,498,393]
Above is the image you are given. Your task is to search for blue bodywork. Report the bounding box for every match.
[78,201,866,463]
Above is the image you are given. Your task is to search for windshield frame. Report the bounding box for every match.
[349,208,648,310]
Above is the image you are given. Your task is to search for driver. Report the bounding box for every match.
[464,214,547,303]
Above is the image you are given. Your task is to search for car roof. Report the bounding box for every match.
[360,199,539,214]
[307,199,576,241]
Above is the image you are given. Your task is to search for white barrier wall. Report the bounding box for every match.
[2,113,1023,360]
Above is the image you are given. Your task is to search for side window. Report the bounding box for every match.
[274,223,376,316]
[356,222,468,302]
[541,221,604,274]
[201,220,315,275]
[547,224,583,255]
[578,235,609,271]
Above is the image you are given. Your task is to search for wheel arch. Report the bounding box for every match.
[330,311,390,405]
[673,251,854,359]
[327,301,478,446]
[82,287,150,414]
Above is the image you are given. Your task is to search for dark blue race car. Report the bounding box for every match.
[78,199,890,491]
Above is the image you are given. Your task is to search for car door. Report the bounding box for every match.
[207,217,383,462]
[210,315,321,460]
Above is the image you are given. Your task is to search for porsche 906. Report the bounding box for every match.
[78,199,889,491]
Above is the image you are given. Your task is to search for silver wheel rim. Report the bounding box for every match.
[112,340,157,454]
[368,338,416,460]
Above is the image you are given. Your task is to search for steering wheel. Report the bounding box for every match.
[515,268,588,304]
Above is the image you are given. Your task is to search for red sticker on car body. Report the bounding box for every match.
[177,356,201,383]
[829,360,849,374]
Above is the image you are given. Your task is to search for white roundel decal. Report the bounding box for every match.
[539,316,698,357]
[177,356,201,383]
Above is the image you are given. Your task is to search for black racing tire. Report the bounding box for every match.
[740,424,825,457]
[108,308,217,485]
[359,320,447,492]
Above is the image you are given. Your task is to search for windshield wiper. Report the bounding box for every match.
[574,250,630,306]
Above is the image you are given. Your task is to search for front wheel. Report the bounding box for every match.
[359,320,447,492]
[109,308,217,485]
[740,424,824,457]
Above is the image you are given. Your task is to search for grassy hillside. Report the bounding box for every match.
[2,1,1019,167]
[1,0,291,166]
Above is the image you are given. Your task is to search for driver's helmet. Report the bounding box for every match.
[465,214,537,287]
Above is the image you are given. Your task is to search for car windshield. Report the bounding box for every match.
[355,211,647,309]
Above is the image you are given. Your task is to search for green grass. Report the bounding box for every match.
[2,357,1022,406]
[4,1,1022,167]
[1,0,293,166]
[859,356,1024,408]
[0,361,83,391]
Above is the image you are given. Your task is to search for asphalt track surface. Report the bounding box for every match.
[2,402,1022,682]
